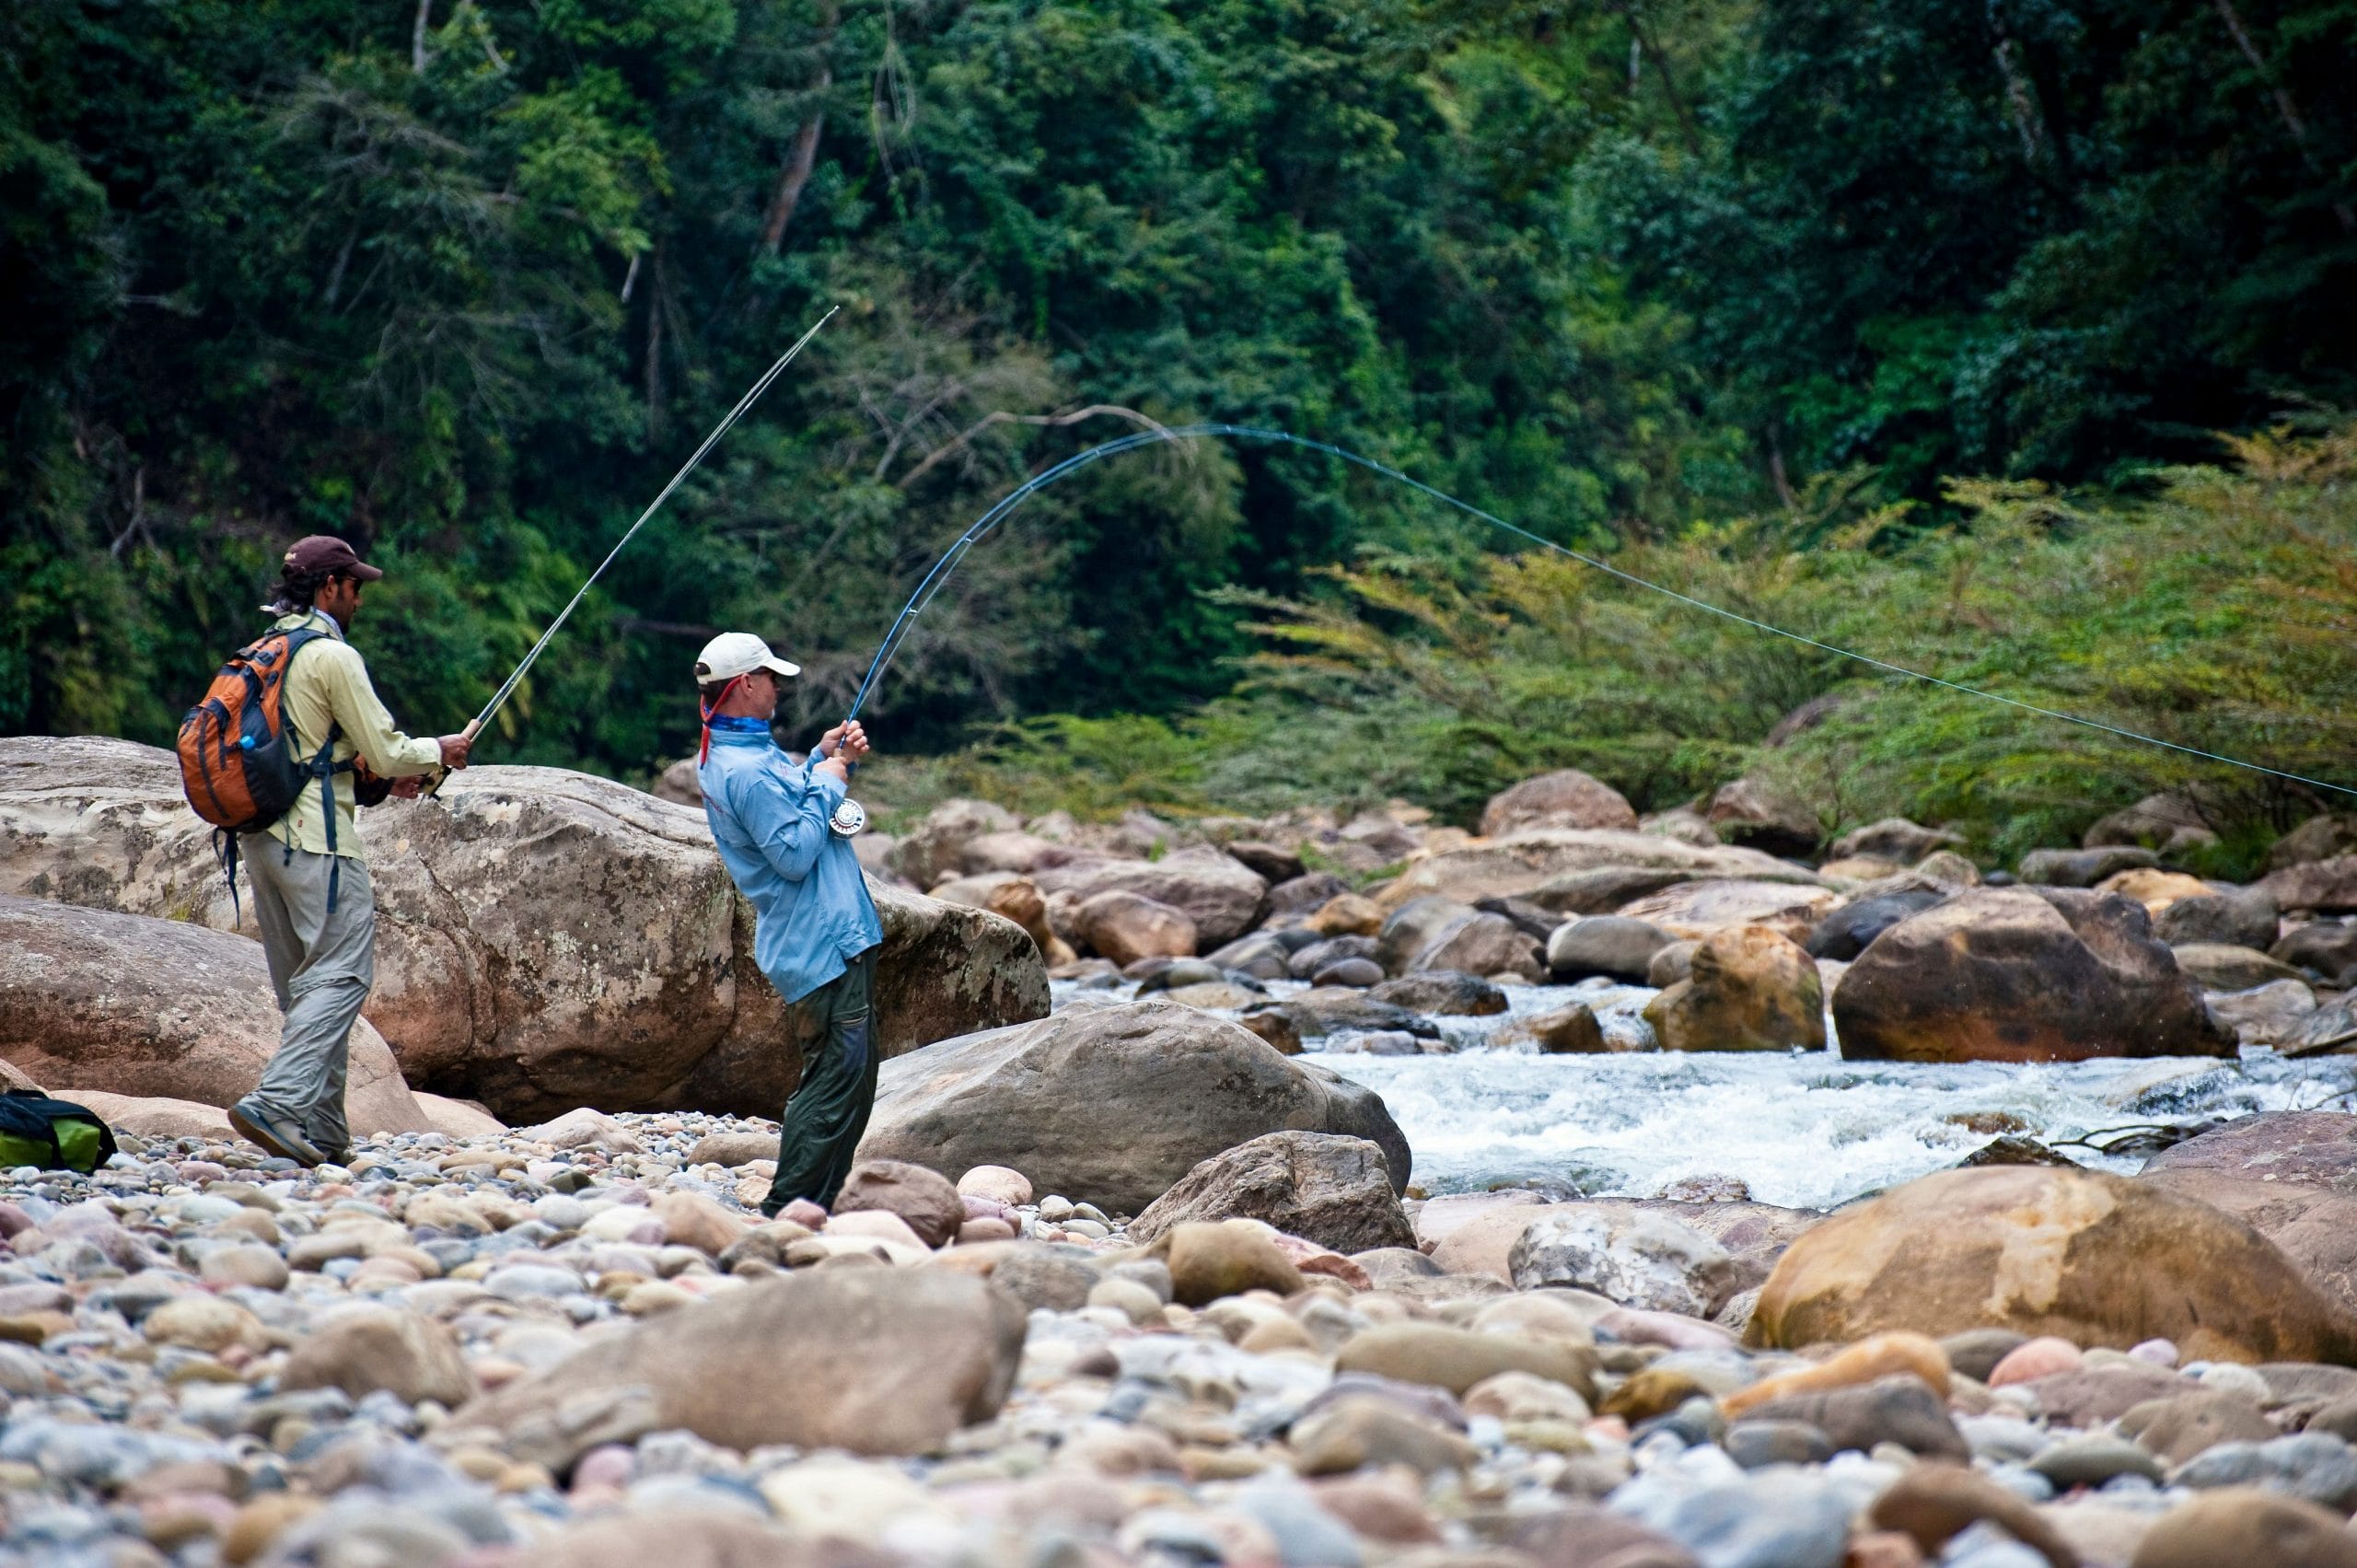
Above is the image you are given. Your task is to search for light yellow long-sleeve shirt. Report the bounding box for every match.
[261,610,442,860]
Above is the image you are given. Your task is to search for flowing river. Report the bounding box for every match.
[1051,976,2357,1211]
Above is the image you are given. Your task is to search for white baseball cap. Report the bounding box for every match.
[694,632,800,683]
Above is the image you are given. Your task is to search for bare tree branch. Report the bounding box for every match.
[761,0,840,255]
[2212,0,2357,233]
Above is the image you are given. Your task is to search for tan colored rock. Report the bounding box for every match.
[1076,890,1197,964]
[1155,1219,1307,1304]
[857,1001,1409,1213]
[1307,894,1385,936]
[833,1159,963,1249]
[1834,889,2231,1063]
[1748,1166,2357,1364]
[1722,1332,1950,1416]
[414,1093,505,1139]
[1335,1321,1598,1401]
[458,1268,1025,1469]
[651,1191,751,1256]
[52,1090,233,1143]
[1480,771,1638,838]
[0,896,429,1133]
[1642,925,1824,1052]
[2097,867,2213,914]
[143,1296,266,1354]
[1376,828,1825,912]
[279,1306,477,1407]
[1705,776,1819,857]
[2127,1490,2357,1568]
[981,877,1074,967]
[2136,1112,2357,1314]
[1613,879,1841,942]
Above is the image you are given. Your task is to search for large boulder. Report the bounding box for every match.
[856,1001,1410,1213]
[2154,886,2280,951]
[1832,888,2231,1063]
[1507,1207,1741,1317]
[1376,830,1825,912]
[1805,889,1945,961]
[1747,1166,2357,1365]
[1129,1132,1414,1253]
[1376,898,1543,979]
[456,1268,1025,1470]
[1643,925,1825,1053]
[0,895,430,1133]
[2275,922,2357,985]
[2018,845,2157,889]
[1479,771,1638,838]
[2273,816,2357,872]
[1611,878,1841,943]
[2138,1114,2357,1314]
[2263,857,2357,916]
[1031,847,1268,947]
[1075,890,1197,964]
[2084,793,2214,851]
[1546,916,1674,982]
[0,739,1049,1123]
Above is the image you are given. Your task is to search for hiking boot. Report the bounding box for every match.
[228,1102,324,1167]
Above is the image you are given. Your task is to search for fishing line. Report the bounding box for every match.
[844,422,2357,799]
[465,307,839,742]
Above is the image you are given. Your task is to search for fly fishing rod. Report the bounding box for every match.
[842,421,2357,799]
[458,307,839,749]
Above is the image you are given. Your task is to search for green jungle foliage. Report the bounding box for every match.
[6,0,2352,822]
[870,420,2357,874]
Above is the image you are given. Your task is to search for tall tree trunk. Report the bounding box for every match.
[412,0,432,73]
[1612,3,1701,157]
[2212,0,2357,234]
[761,1,841,255]
[644,248,665,445]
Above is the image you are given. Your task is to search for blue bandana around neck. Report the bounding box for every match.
[705,714,772,736]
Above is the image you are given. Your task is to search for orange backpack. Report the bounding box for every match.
[178,625,354,909]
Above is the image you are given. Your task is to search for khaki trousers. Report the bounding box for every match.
[235,836,374,1156]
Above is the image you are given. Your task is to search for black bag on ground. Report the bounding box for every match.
[0,1090,119,1174]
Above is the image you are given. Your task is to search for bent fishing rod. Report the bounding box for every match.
[841,422,2357,801]
[457,307,839,750]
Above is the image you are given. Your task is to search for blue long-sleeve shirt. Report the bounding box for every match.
[699,719,882,1003]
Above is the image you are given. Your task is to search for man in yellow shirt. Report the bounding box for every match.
[228,535,472,1167]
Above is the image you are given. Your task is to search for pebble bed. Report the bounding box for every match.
[1,1100,2354,1568]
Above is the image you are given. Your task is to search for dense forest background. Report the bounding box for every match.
[5,0,2353,852]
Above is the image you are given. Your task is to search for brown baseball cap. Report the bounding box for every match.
[284,535,383,581]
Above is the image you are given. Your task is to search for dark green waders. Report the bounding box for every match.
[763,946,881,1214]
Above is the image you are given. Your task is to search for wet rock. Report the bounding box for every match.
[1738,1374,1968,1458]
[1236,1006,1305,1055]
[831,1159,962,1249]
[1834,889,2231,1063]
[279,1306,476,1407]
[1130,1132,1413,1253]
[1643,924,1824,1053]
[1748,1166,2357,1363]
[1078,890,1199,965]
[1369,972,1508,1016]
[1805,890,1945,961]
[1520,1002,1609,1054]
[1332,1322,1597,1401]
[1547,917,1676,982]
[0,894,430,1134]
[1507,1208,1738,1317]
[1289,935,1380,980]
[859,1000,1410,1212]
[1480,771,1640,838]
[458,1268,1026,1469]
[2019,846,2158,888]
[2127,1490,2357,1568]
[1279,988,1436,1043]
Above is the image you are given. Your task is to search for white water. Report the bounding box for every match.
[1051,977,2357,1211]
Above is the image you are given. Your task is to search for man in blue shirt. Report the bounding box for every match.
[692,632,883,1215]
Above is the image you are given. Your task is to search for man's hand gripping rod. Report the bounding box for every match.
[429,308,838,790]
